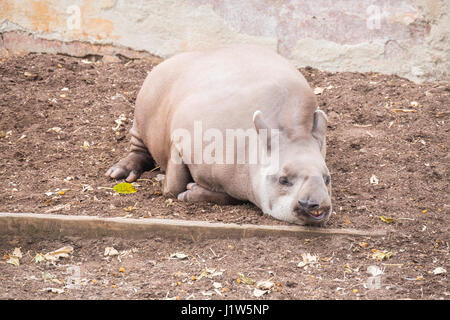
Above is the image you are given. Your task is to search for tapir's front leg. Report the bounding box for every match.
[105,126,154,182]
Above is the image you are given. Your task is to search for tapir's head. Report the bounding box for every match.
[253,109,331,226]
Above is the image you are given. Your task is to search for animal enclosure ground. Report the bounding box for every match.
[0,53,448,300]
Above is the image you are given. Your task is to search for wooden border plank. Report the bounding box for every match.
[0,212,387,240]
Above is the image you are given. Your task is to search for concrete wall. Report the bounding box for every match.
[1,0,449,82]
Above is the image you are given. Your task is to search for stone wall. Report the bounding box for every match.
[1,0,448,82]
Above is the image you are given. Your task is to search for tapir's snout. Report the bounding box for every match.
[296,196,331,224]
[298,199,320,211]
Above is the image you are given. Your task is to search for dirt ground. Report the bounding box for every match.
[0,53,448,300]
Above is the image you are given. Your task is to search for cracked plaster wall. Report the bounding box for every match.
[0,0,448,82]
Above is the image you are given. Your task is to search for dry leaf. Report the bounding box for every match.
[104,247,119,256]
[45,203,71,213]
[253,288,268,297]
[112,114,127,131]
[44,246,73,262]
[34,253,45,263]
[359,242,369,248]
[391,109,417,113]
[372,250,393,261]
[12,247,22,259]
[123,205,137,212]
[197,268,224,281]
[169,252,188,260]
[297,253,318,268]
[237,273,255,285]
[47,127,62,133]
[81,184,93,192]
[6,256,20,267]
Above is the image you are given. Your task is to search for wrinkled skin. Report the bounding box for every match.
[106,44,332,226]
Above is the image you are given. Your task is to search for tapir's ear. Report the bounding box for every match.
[253,110,269,133]
[253,110,272,150]
[311,109,327,156]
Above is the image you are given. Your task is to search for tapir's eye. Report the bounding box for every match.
[324,175,331,185]
[279,176,293,187]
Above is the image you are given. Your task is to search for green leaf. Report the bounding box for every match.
[113,182,137,194]
[379,216,394,224]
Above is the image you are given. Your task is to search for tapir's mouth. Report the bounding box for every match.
[294,206,330,223]
[308,208,326,219]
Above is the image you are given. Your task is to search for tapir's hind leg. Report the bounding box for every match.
[105,126,154,182]
[178,183,242,205]
[159,159,192,197]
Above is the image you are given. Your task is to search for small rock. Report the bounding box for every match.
[24,71,38,80]
[256,280,275,290]
[314,87,324,95]
[432,267,447,275]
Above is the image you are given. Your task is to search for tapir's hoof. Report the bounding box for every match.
[186,182,196,190]
[177,183,240,205]
[105,153,150,182]
[177,191,188,201]
[177,183,197,201]
[106,166,140,182]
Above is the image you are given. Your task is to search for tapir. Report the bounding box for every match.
[106,44,332,226]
